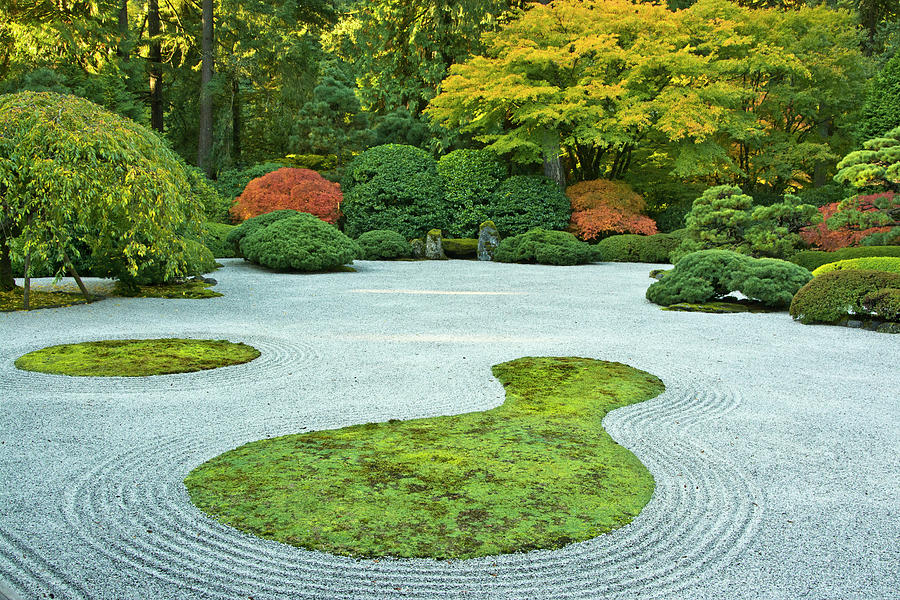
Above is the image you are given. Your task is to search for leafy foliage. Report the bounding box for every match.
[673,185,819,261]
[355,229,411,260]
[597,232,685,264]
[240,212,359,272]
[567,180,657,241]
[789,245,900,271]
[214,162,285,202]
[486,175,571,237]
[860,53,900,140]
[230,167,342,224]
[812,257,900,276]
[0,92,204,291]
[226,209,304,257]
[800,200,893,251]
[861,287,900,322]
[494,229,598,266]
[646,250,813,308]
[200,223,240,259]
[341,144,449,239]
[437,149,506,238]
[789,269,900,323]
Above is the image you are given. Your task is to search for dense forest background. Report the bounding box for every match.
[1,0,898,215]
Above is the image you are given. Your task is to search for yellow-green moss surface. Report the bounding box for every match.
[15,338,260,376]
[185,357,664,559]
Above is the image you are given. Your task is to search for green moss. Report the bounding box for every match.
[15,338,260,376]
[789,246,900,271]
[661,299,780,313]
[0,287,100,311]
[442,238,478,259]
[112,279,222,299]
[185,357,664,560]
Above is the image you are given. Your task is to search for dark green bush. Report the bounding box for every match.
[790,270,900,324]
[226,210,299,257]
[188,167,232,224]
[596,232,684,263]
[356,229,411,260]
[200,223,239,258]
[861,288,900,322]
[789,246,900,271]
[646,250,813,308]
[486,175,571,237]
[241,212,359,272]
[494,229,598,266]
[437,149,506,238]
[341,144,448,239]
[89,238,217,287]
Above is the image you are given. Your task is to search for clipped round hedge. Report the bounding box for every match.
[225,209,299,257]
[789,246,900,271]
[200,223,239,259]
[812,257,900,276]
[486,175,571,237]
[596,231,685,263]
[861,288,900,322]
[789,269,900,324]
[356,229,411,260]
[494,229,598,266]
[341,144,449,240]
[437,148,506,238]
[241,212,359,272]
[646,249,813,308]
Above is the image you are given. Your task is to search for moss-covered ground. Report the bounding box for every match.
[662,298,781,314]
[0,288,100,311]
[15,338,260,376]
[185,357,664,559]
[113,279,223,298]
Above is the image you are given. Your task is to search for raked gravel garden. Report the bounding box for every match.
[1,258,897,600]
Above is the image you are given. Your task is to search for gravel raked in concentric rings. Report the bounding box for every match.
[0,258,897,599]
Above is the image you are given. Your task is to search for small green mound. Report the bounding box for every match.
[200,223,240,258]
[597,232,684,263]
[0,288,100,311]
[494,229,599,266]
[812,257,900,277]
[790,269,900,324]
[662,299,779,313]
[789,246,900,271]
[112,279,222,299]
[185,357,664,559]
[356,229,411,260]
[240,212,360,272]
[15,339,260,376]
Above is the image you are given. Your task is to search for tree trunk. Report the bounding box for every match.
[197,0,215,176]
[116,0,128,57]
[148,0,164,132]
[232,76,242,165]
[0,237,14,292]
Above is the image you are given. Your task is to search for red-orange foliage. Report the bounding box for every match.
[799,198,891,251]
[566,179,657,240]
[230,168,342,224]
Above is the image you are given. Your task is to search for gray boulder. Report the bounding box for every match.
[477,220,500,261]
[425,229,447,260]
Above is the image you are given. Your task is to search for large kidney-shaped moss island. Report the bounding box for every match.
[185,357,665,559]
[15,339,260,376]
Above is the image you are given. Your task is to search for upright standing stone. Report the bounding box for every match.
[425,229,447,260]
[410,238,425,259]
[477,220,500,261]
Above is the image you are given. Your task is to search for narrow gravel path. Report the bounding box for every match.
[1,259,897,599]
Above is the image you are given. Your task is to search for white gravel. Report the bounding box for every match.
[0,258,897,600]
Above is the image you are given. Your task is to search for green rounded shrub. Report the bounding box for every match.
[341,144,448,239]
[861,288,900,322]
[356,229,411,260]
[200,223,239,258]
[241,212,359,272]
[214,162,285,202]
[226,210,299,257]
[789,246,900,271]
[437,149,506,238]
[811,257,900,276]
[790,270,900,324]
[486,175,571,237]
[494,229,598,266]
[91,238,217,285]
[597,232,684,263]
[646,250,812,308]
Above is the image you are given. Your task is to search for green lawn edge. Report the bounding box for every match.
[185,356,665,559]
[14,338,260,376]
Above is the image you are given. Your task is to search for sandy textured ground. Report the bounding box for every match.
[0,258,897,600]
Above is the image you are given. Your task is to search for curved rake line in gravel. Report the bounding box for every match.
[42,375,763,600]
[0,528,91,600]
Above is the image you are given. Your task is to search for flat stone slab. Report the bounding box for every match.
[0,259,897,599]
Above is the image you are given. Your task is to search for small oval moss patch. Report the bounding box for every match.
[15,339,260,377]
[185,357,664,559]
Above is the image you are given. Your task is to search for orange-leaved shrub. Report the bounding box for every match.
[799,195,892,251]
[566,179,658,241]
[230,167,342,224]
